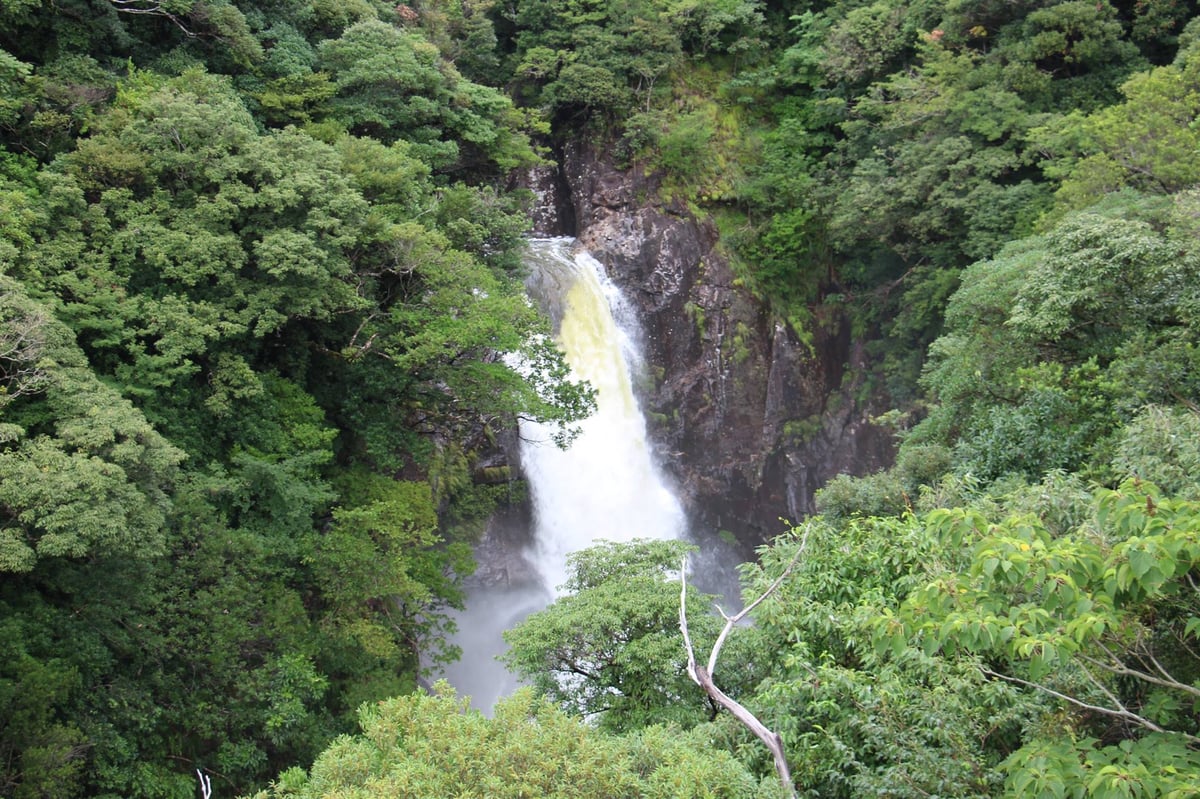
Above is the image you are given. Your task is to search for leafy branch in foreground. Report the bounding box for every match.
[247,685,773,799]
[881,479,1200,795]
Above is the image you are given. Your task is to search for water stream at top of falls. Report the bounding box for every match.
[436,237,687,709]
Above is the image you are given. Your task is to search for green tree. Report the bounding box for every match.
[0,281,186,799]
[317,19,538,171]
[0,51,589,797]
[909,192,1200,482]
[727,0,1150,399]
[508,0,699,119]
[502,539,723,732]
[741,518,1040,798]
[248,685,780,799]
[1041,49,1200,210]
[0,276,183,573]
[311,473,471,672]
[885,480,1200,797]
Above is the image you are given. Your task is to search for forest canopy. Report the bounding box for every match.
[3,0,1200,797]
[0,2,594,795]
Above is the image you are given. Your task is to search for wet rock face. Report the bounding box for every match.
[513,154,577,237]
[561,141,895,547]
[469,502,543,589]
[466,441,543,590]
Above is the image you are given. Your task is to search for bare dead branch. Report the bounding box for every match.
[196,769,212,799]
[707,529,810,679]
[108,0,198,37]
[1145,648,1187,686]
[681,527,811,799]
[1085,642,1200,699]
[1077,660,1128,715]
[980,667,1200,744]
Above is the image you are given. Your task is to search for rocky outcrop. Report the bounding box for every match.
[465,440,544,589]
[559,140,895,548]
[515,159,576,238]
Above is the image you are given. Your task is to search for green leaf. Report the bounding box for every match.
[1128,547,1155,580]
[1185,617,1200,640]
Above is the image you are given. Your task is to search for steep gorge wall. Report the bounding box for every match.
[553,141,895,547]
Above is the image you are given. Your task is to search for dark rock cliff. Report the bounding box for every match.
[553,141,895,548]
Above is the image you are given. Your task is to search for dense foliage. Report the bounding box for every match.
[6,0,1200,796]
[501,539,731,732]
[249,685,782,799]
[0,2,596,796]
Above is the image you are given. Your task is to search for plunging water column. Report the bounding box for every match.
[520,238,687,589]
[438,237,687,708]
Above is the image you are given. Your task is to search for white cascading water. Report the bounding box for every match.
[437,237,687,708]
[519,238,687,591]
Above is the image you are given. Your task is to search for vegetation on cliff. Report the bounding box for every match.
[3,0,1200,796]
[489,0,1200,794]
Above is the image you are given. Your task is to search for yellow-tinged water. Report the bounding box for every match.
[519,238,685,594]
[559,275,639,420]
[437,237,686,710]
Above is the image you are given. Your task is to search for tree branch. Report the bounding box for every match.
[0,300,50,405]
[1076,660,1130,717]
[980,667,1200,744]
[1085,642,1200,699]
[681,527,811,799]
[108,0,198,37]
[707,529,810,679]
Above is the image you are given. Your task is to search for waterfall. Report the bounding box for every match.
[519,238,687,591]
[437,237,686,708]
